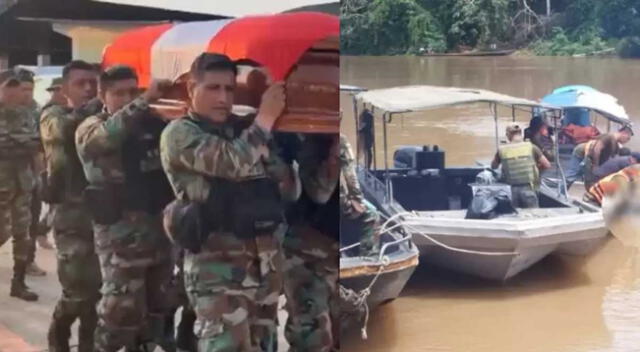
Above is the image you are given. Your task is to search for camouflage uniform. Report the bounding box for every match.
[283,134,340,352]
[160,113,291,352]
[339,135,380,257]
[40,104,101,351]
[27,103,47,270]
[76,97,176,352]
[0,103,40,298]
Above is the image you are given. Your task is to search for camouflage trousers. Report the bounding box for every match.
[184,230,283,352]
[92,212,176,352]
[283,225,339,352]
[48,202,101,352]
[341,198,381,257]
[0,186,32,263]
[27,187,48,264]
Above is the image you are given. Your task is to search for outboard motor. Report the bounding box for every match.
[393,145,422,168]
[414,145,445,170]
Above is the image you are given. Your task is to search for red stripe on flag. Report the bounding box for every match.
[102,23,174,87]
[207,12,339,80]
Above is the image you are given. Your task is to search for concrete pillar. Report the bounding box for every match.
[37,53,51,66]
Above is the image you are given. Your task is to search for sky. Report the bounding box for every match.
[94,0,337,17]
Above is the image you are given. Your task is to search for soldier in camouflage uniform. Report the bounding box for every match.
[40,61,102,352]
[0,69,41,301]
[13,68,52,277]
[283,133,341,351]
[75,66,177,352]
[340,134,380,257]
[160,53,294,352]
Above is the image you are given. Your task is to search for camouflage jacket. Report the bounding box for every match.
[339,134,364,205]
[296,134,340,205]
[40,104,90,201]
[160,112,294,204]
[0,103,40,191]
[75,97,150,186]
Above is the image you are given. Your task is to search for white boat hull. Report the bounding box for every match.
[408,209,608,280]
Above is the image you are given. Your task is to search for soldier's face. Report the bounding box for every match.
[188,70,235,123]
[63,69,98,109]
[0,81,20,106]
[101,78,139,114]
[18,82,34,106]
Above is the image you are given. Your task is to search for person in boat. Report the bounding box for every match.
[357,108,374,168]
[340,134,381,257]
[592,152,640,183]
[526,114,554,162]
[565,126,633,189]
[491,123,551,208]
[583,164,640,207]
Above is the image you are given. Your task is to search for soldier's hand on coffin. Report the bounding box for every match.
[142,79,173,103]
[256,82,285,131]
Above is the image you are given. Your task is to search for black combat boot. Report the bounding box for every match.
[176,307,197,352]
[77,301,98,352]
[47,301,76,352]
[10,260,38,301]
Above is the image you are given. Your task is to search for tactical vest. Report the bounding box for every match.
[286,183,339,241]
[498,142,537,186]
[121,114,175,215]
[586,166,640,205]
[186,115,284,238]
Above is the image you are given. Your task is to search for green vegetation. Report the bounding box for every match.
[341,0,640,58]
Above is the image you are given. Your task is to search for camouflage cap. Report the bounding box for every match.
[506,123,522,135]
[46,77,63,91]
[0,69,20,87]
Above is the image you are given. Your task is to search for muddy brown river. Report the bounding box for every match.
[340,56,640,352]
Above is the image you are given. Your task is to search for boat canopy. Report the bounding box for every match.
[340,84,367,93]
[355,85,557,114]
[541,85,629,124]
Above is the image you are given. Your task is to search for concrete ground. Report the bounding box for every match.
[0,238,289,352]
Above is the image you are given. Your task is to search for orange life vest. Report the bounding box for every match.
[585,166,640,205]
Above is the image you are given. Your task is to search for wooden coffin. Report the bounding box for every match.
[150,36,339,133]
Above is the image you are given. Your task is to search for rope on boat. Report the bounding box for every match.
[379,211,519,256]
[340,255,391,340]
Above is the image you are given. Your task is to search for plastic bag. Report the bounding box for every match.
[465,188,517,220]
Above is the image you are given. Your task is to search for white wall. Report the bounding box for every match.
[52,21,162,63]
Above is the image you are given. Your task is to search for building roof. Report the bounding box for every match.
[6,0,225,21]
[93,0,338,17]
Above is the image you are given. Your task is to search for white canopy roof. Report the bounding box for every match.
[355,85,557,114]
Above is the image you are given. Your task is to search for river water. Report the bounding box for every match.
[340,56,640,352]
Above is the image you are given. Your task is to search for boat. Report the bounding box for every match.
[421,49,515,57]
[539,85,632,180]
[346,85,609,280]
[338,85,420,334]
[339,217,420,309]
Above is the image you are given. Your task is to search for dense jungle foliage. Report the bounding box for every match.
[341,0,640,57]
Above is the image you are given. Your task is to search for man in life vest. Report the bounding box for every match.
[583,164,640,207]
[491,123,551,208]
[565,126,633,189]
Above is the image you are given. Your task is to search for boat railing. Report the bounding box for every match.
[377,234,413,262]
[359,166,390,204]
